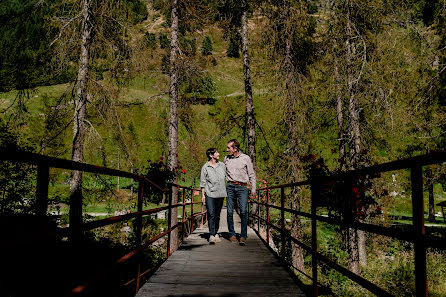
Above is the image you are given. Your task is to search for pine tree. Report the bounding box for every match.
[201,35,213,56]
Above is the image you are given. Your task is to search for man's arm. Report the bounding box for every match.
[246,157,256,195]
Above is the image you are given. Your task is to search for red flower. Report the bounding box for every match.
[182,177,185,182]
[330,148,337,153]
[352,188,360,198]
[160,156,164,161]
[181,169,186,175]
[311,154,316,160]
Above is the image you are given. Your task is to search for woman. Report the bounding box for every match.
[200,148,227,244]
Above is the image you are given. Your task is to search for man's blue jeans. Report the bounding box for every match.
[226,183,249,239]
[205,194,224,236]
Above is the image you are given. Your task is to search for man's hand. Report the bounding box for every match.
[202,194,206,204]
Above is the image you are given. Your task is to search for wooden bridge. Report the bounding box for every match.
[136,208,305,297]
[1,149,445,297]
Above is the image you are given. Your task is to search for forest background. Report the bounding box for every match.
[1,0,446,295]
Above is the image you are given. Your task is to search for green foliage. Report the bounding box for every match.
[124,0,148,24]
[179,36,197,56]
[0,0,72,91]
[159,33,169,48]
[144,32,157,49]
[161,53,170,74]
[227,32,240,58]
[201,35,213,56]
[0,123,36,215]
[140,159,174,204]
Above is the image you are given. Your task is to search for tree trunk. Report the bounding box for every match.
[117,149,120,190]
[284,0,304,272]
[334,53,346,171]
[241,0,256,171]
[345,0,365,272]
[347,227,361,274]
[427,168,436,222]
[429,182,435,222]
[168,0,179,254]
[69,0,92,243]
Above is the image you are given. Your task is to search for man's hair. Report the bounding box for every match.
[228,139,240,151]
[206,147,217,160]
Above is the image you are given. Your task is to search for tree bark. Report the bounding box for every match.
[70,0,92,243]
[168,0,179,254]
[334,53,346,171]
[284,0,304,272]
[241,0,256,171]
[428,182,435,222]
[345,0,365,272]
[426,168,436,222]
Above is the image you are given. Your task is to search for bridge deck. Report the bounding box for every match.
[136,208,306,297]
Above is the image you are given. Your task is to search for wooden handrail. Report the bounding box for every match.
[250,151,446,297]
[1,148,206,296]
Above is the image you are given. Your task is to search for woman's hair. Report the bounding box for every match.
[206,147,217,160]
[228,138,240,151]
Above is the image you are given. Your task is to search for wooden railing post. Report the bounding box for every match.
[280,187,286,258]
[311,182,318,297]
[135,181,144,293]
[266,188,270,245]
[191,188,194,231]
[36,161,49,217]
[167,184,172,258]
[257,190,261,232]
[411,165,427,297]
[199,188,204,228]
[182,189,186,241]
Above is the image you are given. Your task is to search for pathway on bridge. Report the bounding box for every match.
[136,207,306,297]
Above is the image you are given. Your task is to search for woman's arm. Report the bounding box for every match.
[199,165,207,204]
[201,188,205,204]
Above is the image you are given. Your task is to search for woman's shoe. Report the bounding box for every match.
[214,234,221,242]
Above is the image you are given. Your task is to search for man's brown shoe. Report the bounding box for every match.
[239,237,246,246]
[229,236,237,243]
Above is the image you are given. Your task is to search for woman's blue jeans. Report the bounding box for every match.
[205,194,224,236]
[226,183,249,239]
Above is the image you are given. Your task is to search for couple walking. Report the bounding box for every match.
[199,139,256,245]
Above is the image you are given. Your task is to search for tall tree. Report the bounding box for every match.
[344,0,364,273]
[70,0,93,242]
[168,0,180,254]
[241,0,257,171]
[283,0,305,272]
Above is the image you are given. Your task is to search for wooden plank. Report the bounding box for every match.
[136,208,306,297]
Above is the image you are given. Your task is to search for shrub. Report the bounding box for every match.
[201,36,213,56]
[144,32,157,49]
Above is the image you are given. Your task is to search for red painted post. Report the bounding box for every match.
[167,184,172,258]
[191,188,194,231]
[135,181,144,293]
[199,188,204,228]
[182,189,186,241]
[311,183,318,297]
[266,188,270,245]
[36,162,49,217]
[280,187,286,258]
[411,165,427,297]
[257,190,261,232]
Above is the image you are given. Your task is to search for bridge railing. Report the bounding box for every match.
[249,151,445,297]
[0,149,206,296]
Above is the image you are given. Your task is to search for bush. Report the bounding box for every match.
[144,32,157,49]
[201,36,213,56]
[227,33,240,58]
[159,33,169,49]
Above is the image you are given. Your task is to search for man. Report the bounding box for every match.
[224,139,256,245]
